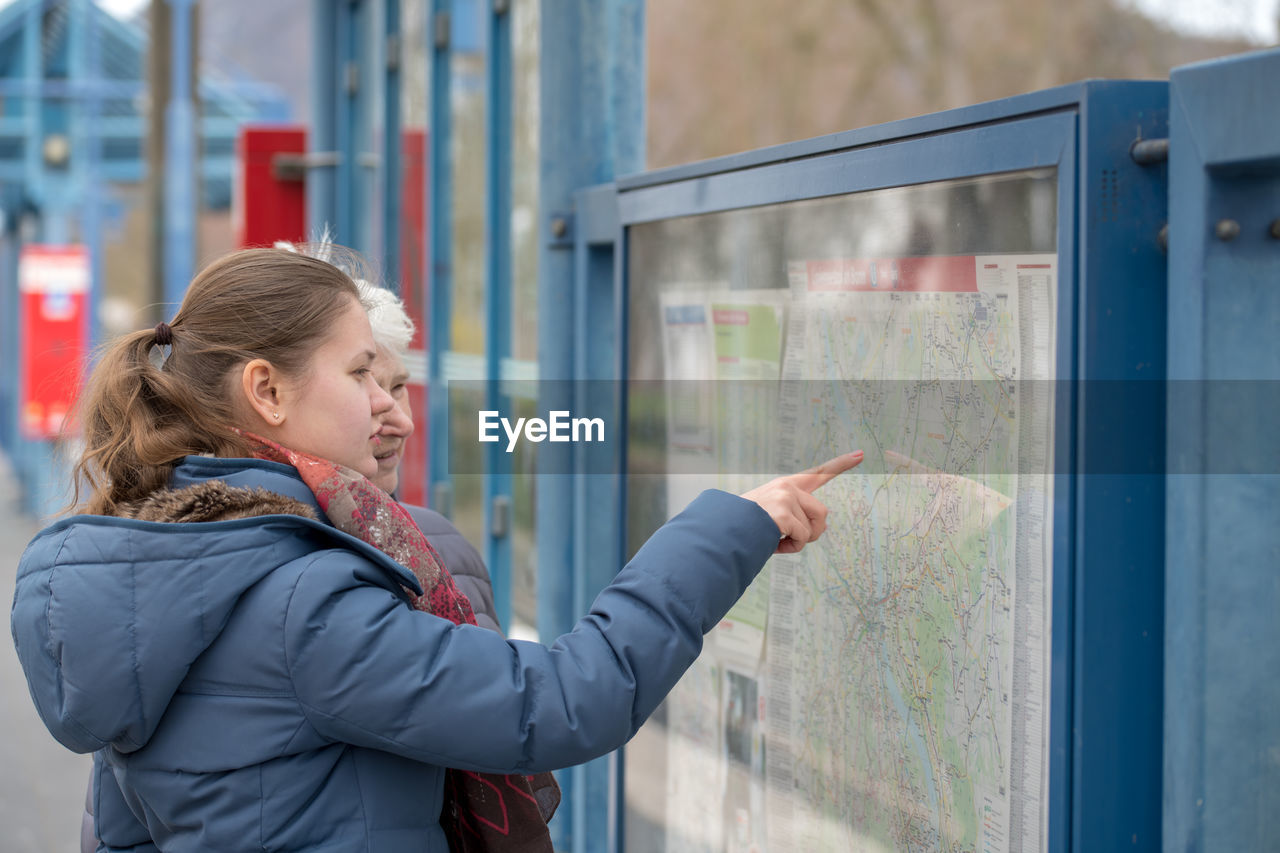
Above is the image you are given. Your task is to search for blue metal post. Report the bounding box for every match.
[1164,47,1280,853]
[427,0,453,511]
[571,184,625,853]
[80,0,104,353]
[162,0,196,308]
[22,0,41,208]
[308,0,338,236]
[1072,81,1169,853]
[334,1,358,244]
[538,3,644,850]
[382,0,402,290]
[483,0,512,628]
[15,0,46,514]
[0,230,16,456]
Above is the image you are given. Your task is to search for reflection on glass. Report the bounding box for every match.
[508,394,539,639]
[510,0,540,363]
[448,382,485,551]
[446,3,488,584]
[352,1,382,256]
[395,0,429,507]
[625,170,1056,853]
[508,0,540,641]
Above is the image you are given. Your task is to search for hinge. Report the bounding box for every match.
[386,33,401,72]
[433,10,451,51]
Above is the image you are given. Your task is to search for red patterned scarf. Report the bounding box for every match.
[238,432,559,851]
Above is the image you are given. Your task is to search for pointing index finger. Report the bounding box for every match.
[789,450,864,493]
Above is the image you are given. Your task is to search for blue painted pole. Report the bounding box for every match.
[308,0,338,237]
[382,0,402,290]
[538,3,644,850]
[334,1,357,245]
[15,0,44,514]
[162,0,196,308]
[483,0,513,632]
[427,0,453,511]
[0,231,16,456]
[80,0,104,354]
[570,201,625,853]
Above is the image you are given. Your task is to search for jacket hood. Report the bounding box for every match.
[9,458,421,755]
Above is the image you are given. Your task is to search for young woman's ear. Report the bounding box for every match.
[240,359,287,428]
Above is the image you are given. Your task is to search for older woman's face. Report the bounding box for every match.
[370,347,414,494]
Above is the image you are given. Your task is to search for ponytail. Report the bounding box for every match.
[70,325,247,515]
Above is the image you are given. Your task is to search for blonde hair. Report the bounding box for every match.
[72,248,362,515]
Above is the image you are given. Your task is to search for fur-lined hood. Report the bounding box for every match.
[115,480,317,524]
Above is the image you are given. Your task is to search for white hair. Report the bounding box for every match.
[274,235,415,355]
[355,279,416,355]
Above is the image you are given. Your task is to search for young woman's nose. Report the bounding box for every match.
[370,382,396,417]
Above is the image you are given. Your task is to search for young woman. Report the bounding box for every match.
[12,247,861,852]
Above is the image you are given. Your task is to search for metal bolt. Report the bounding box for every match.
[1269,218,1280,240]
[1129,137,1170,166]
[550,217,568,239]
[1157,224,1168,253]
[1215,219,1240,242]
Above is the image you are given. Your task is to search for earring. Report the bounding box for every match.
[272,412,281,421]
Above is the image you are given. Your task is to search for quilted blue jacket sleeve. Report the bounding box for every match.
[284,489,779,774]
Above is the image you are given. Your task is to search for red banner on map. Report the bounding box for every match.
[805,256,977,293]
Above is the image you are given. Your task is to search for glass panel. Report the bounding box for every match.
[625,168,1058,853]
[510,0,539,363]
[446,0,488,550]
[449,0,486,356]
[353,0,381,256]
[507,0,540,640]
[448,381,485,548]
[507,392,539,639]
[395,0,430,508]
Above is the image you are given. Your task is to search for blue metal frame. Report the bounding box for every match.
[309,0,370,250]
[381,0,401,289]
[1070,82,1168,853]
[536,3,645,850]
[610,81,1169,853]
[162,0,196,307]
[571,181,624,852]
[483,0,513,629]
[1164,47,1280,853]
[427,0,453,512]
[335,0,358,244]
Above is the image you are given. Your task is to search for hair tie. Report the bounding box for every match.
[149,323,174,370]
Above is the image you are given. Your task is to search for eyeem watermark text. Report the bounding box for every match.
[479,410,606,452]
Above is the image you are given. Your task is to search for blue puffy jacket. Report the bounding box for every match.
[11,457,778,851]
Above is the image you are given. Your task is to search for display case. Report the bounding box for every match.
[611,82,1169,852]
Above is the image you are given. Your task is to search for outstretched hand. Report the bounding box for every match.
[739,451,863,554]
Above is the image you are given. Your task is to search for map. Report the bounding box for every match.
[655,255,1055,853]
